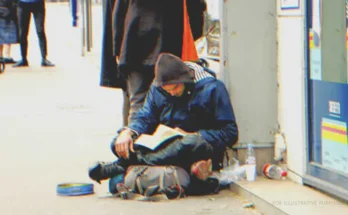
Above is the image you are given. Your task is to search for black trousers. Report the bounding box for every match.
[110,134,214,172]
[17,1,47,60]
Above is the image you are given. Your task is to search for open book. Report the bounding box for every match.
[134,124,186,150]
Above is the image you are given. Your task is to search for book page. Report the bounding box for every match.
[135,124,185,150]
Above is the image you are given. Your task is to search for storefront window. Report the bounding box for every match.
[195,0,220,70]
[308,0,348,193]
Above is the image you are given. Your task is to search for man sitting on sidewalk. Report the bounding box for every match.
[89,53,239,192]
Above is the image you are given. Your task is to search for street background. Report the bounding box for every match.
[0,3,259,215]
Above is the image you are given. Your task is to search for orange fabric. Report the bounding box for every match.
[181,0,199,62]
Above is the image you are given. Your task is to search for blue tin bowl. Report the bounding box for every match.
[57,183,94,196]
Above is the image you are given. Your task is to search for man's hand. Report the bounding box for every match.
[115,129,135,159]
[115,56,119,64]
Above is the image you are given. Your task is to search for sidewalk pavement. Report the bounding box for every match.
[0,3,260,215]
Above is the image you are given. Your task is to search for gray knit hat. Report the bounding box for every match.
[154,53,194,87]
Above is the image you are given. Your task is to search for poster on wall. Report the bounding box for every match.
[310,80,348,175]
[346,0,348,76]
[309,0,322,80]
[321,117,348,174]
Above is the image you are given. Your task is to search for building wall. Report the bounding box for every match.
[221,0,278,146]
[222,0,308,184]
[276,0,307,183]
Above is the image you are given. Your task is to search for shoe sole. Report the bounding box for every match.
[191,159,213,181]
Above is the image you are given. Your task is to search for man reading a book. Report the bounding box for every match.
[89,53,239,192]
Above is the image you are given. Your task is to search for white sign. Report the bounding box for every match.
[280,0,300,10]
[329,101,341,115]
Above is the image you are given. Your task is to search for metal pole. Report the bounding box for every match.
[80,0,86,56]
[88,0,93,49]
[86,0,91,52]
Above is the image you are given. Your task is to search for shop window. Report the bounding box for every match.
[195,0,220,70]
[308,0,348,179]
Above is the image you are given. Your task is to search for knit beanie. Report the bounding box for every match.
[154,53,194,87]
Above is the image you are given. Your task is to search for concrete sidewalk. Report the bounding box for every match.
[0,4,260,215]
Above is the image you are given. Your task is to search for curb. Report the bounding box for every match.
[230,182,288,215]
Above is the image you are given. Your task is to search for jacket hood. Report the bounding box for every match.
[154,53,194,87]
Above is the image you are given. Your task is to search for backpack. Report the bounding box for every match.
[114,165,190,201]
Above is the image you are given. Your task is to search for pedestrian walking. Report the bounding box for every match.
[100,0,207,126]
[13,0,55,67]
[0,0,19,69]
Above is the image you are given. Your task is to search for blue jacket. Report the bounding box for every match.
[128,68,238,170]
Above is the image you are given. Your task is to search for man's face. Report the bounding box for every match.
[162,83,185,97]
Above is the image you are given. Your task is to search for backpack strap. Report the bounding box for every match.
[159,166,166,191]
[172,166,183,199]
[115,183,169,201]
[135,177,144,195]
[128,166,148,194]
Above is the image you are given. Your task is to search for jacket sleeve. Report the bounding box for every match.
[198,81,239,148]
[112,0,128,57]
[127,85,160,135]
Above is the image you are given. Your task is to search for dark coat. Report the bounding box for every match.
[100,0,206,88]
[100,0,126,89]
[0,0,18,19]
[0,0,19,44]
[128,74,239,170]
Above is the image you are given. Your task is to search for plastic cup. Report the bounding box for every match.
[245,164,256,181]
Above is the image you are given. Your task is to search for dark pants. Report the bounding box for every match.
[17,1,47,60]
[110,134,213,172]
[122,68,155,126]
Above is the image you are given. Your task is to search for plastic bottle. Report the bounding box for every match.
[245,143,256,181]
[263,164,287,180]
[218,158,246,185]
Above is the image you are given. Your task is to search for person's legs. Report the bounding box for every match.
[3,44,15,64]
[136,135,213,170]
[0,45,4,73]
[0,45,3,58]
[108,173,125,194]
[32,1,46,59]
[13,2,31,67]
[3,44,10,58]
[32,1,54,67]
[89,134,213,183]
[126,67,155,124]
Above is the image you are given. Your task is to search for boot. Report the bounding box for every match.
[88,161,126,184]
